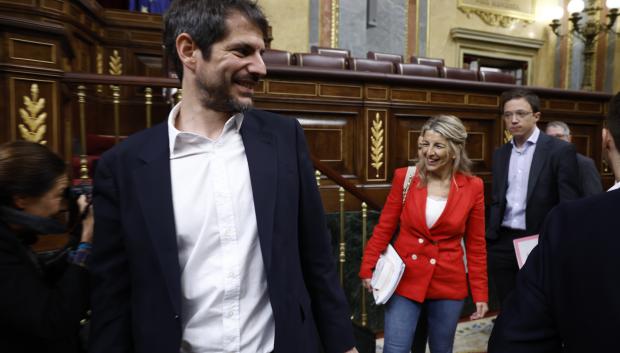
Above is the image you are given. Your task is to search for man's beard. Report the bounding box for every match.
[196,74,254,113]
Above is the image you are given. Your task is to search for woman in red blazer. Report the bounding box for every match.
[360,115,488,353]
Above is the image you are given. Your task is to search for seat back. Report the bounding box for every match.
[442,67,478,81]
[350,58,394,73]
[262,49,294,66]
[367,51,403,64]
[410,56,445,69]
[396,63,439,77]
[294,53,347,69]
[478,70,516,84]
[310,45,350,58]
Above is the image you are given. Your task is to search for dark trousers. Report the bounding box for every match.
[487,227,529,308]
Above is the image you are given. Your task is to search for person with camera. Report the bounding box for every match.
[0,140,93,353]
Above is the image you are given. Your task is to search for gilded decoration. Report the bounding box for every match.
[109,50,123,75]
[370,113,384,178]
[331,0,340,48]
[504,129,512,143]
[457,0,535,28]
[18,84,47,144]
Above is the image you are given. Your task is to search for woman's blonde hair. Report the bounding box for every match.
[416,115,472,186]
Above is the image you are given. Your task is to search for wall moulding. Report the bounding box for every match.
[450,28,544,85]
[457,0,535,28]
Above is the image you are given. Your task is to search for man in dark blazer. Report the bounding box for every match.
[545,120,603,196]
[89,1,357,352]
[486,89,580,306]
[488,92,620,353]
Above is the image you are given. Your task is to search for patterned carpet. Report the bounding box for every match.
[375,315,495,353]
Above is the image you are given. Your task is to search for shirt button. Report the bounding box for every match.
[411,254,418,260]
[418,238,424,244]
[430,258,436,265]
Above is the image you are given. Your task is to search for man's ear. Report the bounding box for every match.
[12,195,29,210]
[176,33,197,73]
[603,128,616,152]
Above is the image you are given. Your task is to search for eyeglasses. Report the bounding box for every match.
[502,110,533,119]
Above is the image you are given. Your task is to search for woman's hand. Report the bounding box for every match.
[470,302,488,320]
[361,278,373,293]
[77,195,94,244]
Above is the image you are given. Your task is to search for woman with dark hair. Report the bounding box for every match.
[360,115,488,353]
[0,140,93,353]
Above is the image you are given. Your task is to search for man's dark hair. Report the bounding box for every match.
[0,140,66,207]
[163,0,268,81]
[607,92,620,146]
[499,89,541,114]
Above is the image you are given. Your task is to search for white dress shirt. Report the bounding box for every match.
[167,103,275,353]
[608,180,620,192]
[502,127,540,230]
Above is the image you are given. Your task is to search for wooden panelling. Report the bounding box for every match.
[268,81,317,96]
[130,31,163,44]
[468,94,498,107]
[366,86,388,100]
[9,38,56,64]
[304,128,343,161]
[430,92,466,104]
[0,0,34,5]
[548,100,576,111]
[391,89,427,102]
[466,132,485,161]
[41,0,64,12]
[577,102,602,113]
[319,84,362,99]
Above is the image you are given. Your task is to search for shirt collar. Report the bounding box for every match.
[608,180,620,192]
[511,126,540,149]
[167,103,244,158]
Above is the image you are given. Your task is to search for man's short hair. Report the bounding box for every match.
[499,89,541,114]
[163,0,268,81]
[546,121,571,136]
[607,92,620,146]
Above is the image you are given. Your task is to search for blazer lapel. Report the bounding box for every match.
[497,143,512,200]
[409,176,431,237]
[431,174,466,230]
[133,124,181,314]
[240,111,276,273]
[527,134,551,202]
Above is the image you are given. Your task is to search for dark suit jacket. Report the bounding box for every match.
[90,109,355,353]
[486,132,581,240]
[488,189,620,352]
[0,223,89,353]
[576,153,603,197]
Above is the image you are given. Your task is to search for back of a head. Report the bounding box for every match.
[607,92,620,147]
[0,141,66,208]
[164,0,268,81]
[500,89,540,114]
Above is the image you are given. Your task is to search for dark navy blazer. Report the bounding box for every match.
[489,189,620,352]
[89,109,355,353]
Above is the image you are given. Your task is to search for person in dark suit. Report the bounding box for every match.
[89,1,357,353]
[486,89,581,306]
[0,141,93,353]
[488,92,620,353]
[545,120,603,196]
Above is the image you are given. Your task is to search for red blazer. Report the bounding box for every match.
[359,168,488,303]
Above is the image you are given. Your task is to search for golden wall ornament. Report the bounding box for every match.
[503,129,513,144]
[370,113,384,178]
[96,47,104,93]
[457,0,534,28]
[18,84,47,145]
[330,0,340,48]
[109,49,123,76]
